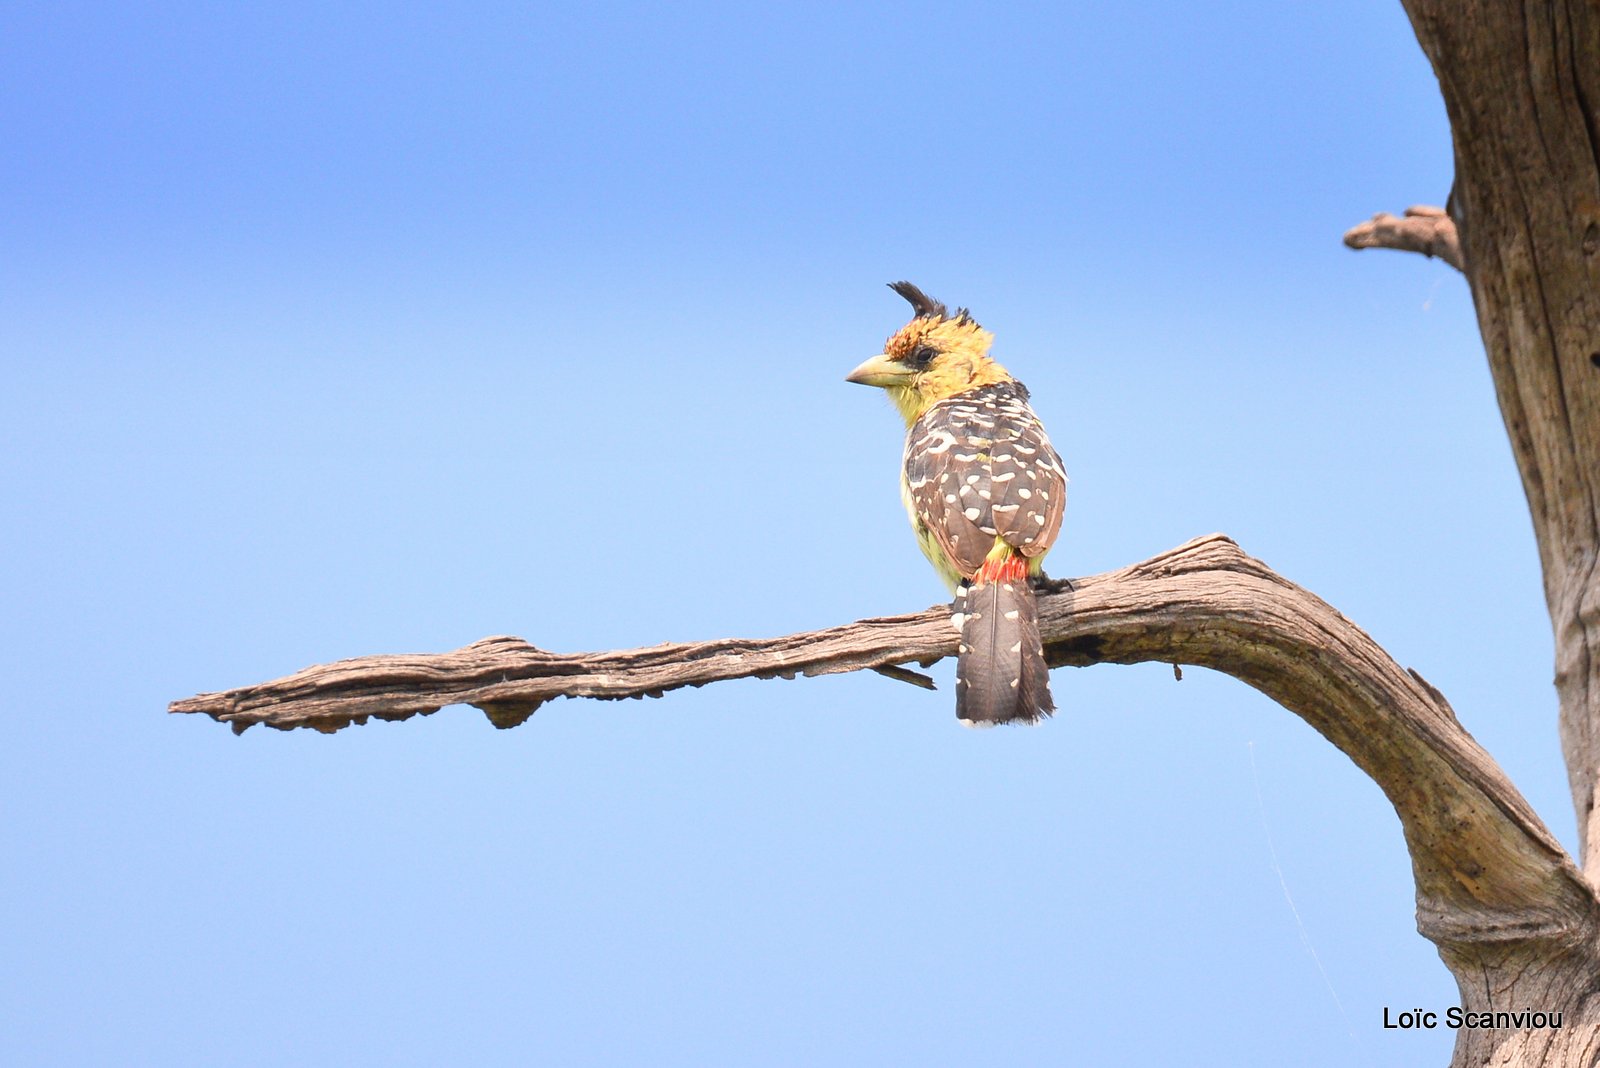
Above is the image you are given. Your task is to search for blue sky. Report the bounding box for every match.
[1,3,1560,1066]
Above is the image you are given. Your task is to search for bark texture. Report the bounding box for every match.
[1350,3,1600,1064]
[1402,0,1600,892]
[173,537,1600,1037]
[169,537,1575,922]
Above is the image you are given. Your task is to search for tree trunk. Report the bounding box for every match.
[1399,2,1600,1064]
[1403,0,1600,878]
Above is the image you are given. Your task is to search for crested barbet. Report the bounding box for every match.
[848,282,1067,726]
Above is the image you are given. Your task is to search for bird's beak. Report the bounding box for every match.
[846,353,913,388]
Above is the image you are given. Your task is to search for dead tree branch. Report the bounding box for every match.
[172,533,1597,958]
[1343,204,1463,270]
[1401,0,1600,902]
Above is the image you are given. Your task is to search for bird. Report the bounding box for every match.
[847,282,1067,725]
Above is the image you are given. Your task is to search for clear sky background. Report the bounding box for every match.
[0,3,1565,1066]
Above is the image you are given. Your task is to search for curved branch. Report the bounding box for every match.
[172,534,1595,950]
[1344,204,1463,270]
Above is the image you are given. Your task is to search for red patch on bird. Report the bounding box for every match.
[975,554,1028,586]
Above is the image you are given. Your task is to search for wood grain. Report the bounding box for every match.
[171,534,1598,954]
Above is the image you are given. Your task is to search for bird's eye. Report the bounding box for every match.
[906,344,938,369]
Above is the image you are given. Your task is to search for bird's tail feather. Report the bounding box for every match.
[953,558,1054,726]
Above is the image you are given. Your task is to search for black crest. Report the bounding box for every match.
[888,281,948,320]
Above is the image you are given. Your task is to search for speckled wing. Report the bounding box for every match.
[902,381,1066,579]
[903,404,992,578]
[986,387,1067,559]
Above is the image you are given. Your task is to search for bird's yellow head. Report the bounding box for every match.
[847,281,1010,424]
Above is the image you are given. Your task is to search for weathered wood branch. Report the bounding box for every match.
[1340,6,1600,1060]
[171,608,958,734]
[172,534,1598,955]
[1343,204,1463,270]
[1402,0,1600,897]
